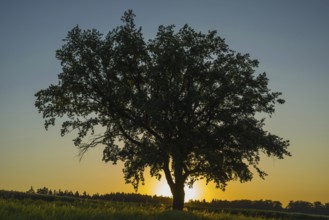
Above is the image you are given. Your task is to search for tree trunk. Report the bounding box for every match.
[171,183,185,211]
[163,154,186,210]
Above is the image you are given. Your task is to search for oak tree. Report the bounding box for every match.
[35,10,290,210]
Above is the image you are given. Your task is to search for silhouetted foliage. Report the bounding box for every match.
[1,188,171,205]
[26,186,35,194]
[215,199,283,211]
[188,199,329,217]
[35,10,290,210]
[287,200,329,216]
[188,199,283,211]
[36,187,49,195]
[93,192,172,205]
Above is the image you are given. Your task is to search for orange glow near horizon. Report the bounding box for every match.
[155,179,200,202]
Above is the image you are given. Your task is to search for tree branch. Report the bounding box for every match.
[163,155,174,189]
[78,134,105,160]
[120,108,164,143]
[182,164,190,181]
[117,120,143,147]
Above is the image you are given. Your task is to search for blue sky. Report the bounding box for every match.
[1,0,329,204]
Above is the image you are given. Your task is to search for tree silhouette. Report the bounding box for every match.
[36,187,49,195]
[26,186,35,194]
[35,10,290,210]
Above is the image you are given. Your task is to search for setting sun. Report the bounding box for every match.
[155,181,199,202]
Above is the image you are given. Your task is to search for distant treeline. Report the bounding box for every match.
[190,199,329,216]
[1,187,329,216]
[1,187,172,205]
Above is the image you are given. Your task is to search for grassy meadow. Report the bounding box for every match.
[0,197,281,220]
[1,190,328,220]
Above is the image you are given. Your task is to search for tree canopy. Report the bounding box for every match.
[35,10,290,210]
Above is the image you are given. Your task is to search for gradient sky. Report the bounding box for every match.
[1,0,329,206]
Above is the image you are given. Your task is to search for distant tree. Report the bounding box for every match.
[287,200,313,213]
[63,190,73,197]
[325,203,329,209]
[82,191,89,198]
[271,201,283,210]
[74,191,80,197]
[36,187,49,195]
[253,200,282,211]
[57,189,64,196]
[35,10,290,210]
[313,201,323,209]
[26,186,35,194]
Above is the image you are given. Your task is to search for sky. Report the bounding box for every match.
[1,0,329,206]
